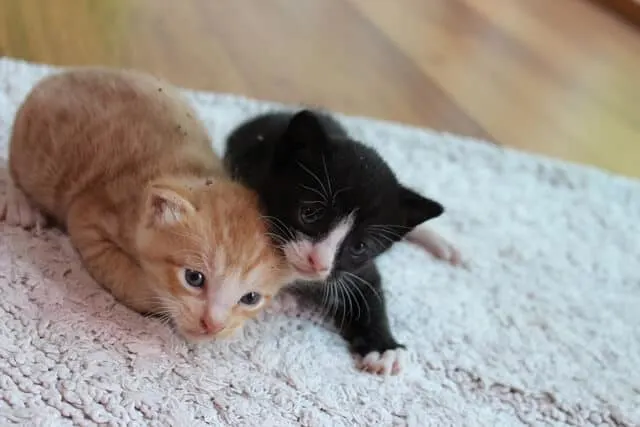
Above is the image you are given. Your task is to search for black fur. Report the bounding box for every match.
[223,109,443,359]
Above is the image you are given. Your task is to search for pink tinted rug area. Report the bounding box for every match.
[0,57,639,426]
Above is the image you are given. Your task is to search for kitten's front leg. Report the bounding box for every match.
[335,264,405,376]
[0,179,48,231]
[406,225,463,266]
[67,204,157,314]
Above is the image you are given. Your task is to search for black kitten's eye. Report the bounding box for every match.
[299,205,325,224]
[184,269,205,288]
[350,241,368,257]
[239,292,262,306]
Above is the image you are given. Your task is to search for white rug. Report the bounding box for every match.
[0,57,638,427]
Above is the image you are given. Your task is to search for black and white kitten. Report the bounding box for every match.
[224,109,460,375]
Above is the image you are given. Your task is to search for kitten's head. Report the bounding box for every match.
[263,110,444,281]
[134,176,294,342]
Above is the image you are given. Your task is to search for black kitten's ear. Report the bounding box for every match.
[399,186,444,229]
[281,109,328,151]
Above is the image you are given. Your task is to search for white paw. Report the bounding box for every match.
[356,348,405,376]
[0,183,46,230]
[429,237,463,266]
[407,227,464,266]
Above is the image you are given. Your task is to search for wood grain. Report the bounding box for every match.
[1,0,640,177]
[589,0,640,28]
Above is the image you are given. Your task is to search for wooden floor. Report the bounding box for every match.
[1,0,640,177]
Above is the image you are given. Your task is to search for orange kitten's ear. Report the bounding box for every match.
[144,185,195,227]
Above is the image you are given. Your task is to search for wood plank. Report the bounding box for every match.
[588,0,640,28]
[349,0,640,176]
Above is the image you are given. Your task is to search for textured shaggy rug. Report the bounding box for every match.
[0,57,639,427]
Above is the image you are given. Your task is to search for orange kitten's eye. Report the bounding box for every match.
[239,292,262,306]
[184,269,205,288]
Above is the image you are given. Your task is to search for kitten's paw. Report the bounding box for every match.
[407,227,465,267]
[0,184,46,230]
[429,237,463,266]
[356,348,405,376]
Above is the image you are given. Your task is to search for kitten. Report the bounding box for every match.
[224,109,461,375]
[0,68,294,342]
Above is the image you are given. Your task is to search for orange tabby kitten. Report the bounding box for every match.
[0,68,294,342]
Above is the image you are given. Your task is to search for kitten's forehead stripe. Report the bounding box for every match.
[328,214,355,243]
[240,246,272,279]
[214,247,228,273]
[285,212,355,280]
[208,271,241,304]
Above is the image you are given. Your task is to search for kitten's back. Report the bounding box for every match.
[9,68,223,224]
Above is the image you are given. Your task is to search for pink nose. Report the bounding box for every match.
[200,316,225,335]
[307,252,329,273]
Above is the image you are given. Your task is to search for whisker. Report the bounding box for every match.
[321,154,333,197]
[367,227,411,241]
[369,235,387,251]
[135,295,183,335]
[374,228,406,237]
[338,276,359,324]
[342,271,383,304]
[317,286,331,324]
[300,199,327,206]
[349,285,362,323]
[341,274,370,324]
[265,232,287,245]
[131,295,175,310]
[261,215,289,229]
[262,215,296,241]
[367,224,407,235]
[320,283,329,316]
[264,241,285,253]
[373,233,399,245]
[297,161,329,200]
[262,215,289,233]
[157,313,174,329]
[367,225,408,244]
[340,281,348,331]
[331,186,352,204]
[330,278,347,331]
[265,227,294,245]
[327,279,340,327]
[367,224,413,231]
[299,184,328,203]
